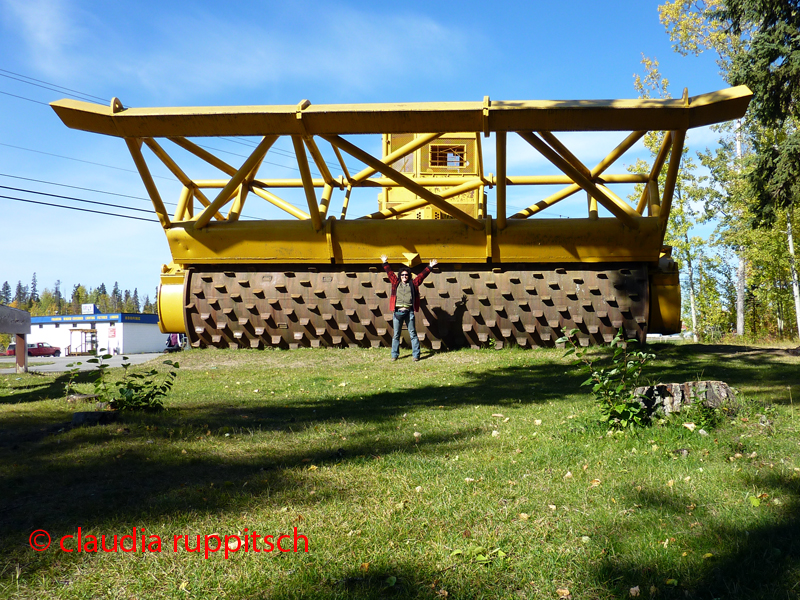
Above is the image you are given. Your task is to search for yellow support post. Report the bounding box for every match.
[638,131,673,214]
[518,131,640,229]
[175,185,192,221]
[495,131,507,230]
[249,185,310,220]
[319,183,334,219]
[647,180,661,217]
[340,185,352,220]
[304,137,335,185]
[292,135,323,231]
[659,130,686,235]
[587,192,598,220]
[124,138,170,229]
[195,135,277,228]
[168,137,237,176]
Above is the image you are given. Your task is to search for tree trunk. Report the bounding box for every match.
[737,253,746,336]
[684,232,699,342]
[735,121,746,336]
[787,207,800,338]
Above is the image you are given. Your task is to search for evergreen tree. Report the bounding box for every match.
[132,288,140,312]
[30,273,38,302]
[721,0,800,223]
[14,281,27,306]
[111,282,121,311]
[0,281,10,305]
[53,280,63,314]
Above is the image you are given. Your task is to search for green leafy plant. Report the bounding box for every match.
[63,361,83,396]
[558,328,655,430]
[110,358,179,412]
[85,349,179,411]
[86,351,113,402]
[450,545,508,567]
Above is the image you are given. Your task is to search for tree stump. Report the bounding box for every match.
[634,381,738,417]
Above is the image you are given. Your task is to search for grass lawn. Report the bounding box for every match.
[1,343,799,599]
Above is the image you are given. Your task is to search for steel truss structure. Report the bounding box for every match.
[52,86,751,349]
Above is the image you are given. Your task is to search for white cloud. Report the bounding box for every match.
[96,6,473,101]
[1,0,88,78]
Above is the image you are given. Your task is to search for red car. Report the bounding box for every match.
[27,343,62,357]
[4,343,62,357]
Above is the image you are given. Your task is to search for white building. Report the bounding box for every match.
[29,312,165,355]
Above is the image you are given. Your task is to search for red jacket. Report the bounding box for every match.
[383,262,431,312]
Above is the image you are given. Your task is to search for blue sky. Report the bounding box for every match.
[0,0,727,305]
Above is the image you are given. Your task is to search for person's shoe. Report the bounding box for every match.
[412,357,420,362]
[391,357,398,361]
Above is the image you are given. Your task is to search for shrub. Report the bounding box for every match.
[558,328,655,430]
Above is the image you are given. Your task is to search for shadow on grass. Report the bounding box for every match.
[2,345,799,597]
[592,471,800,599]
[0,369,96,406]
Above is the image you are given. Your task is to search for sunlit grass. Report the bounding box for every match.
[1,344,799,599]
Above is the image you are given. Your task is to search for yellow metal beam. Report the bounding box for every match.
[175,186,192,221]
[124,138,170,229]
[350,132,442,183]
[518,131,641,229]
[510,131,646,219]
[362,179,485,220]
[496,131,507,230]
[195,135,277,228]
[164,217,665,265]
[512,184,581,218]
[659,130,686,235]
[539,131,591,179]
[322,134,484,230]
[249,185,310,220]
[637,131,673,214]
[51,86,752,136]
[304,137,335,185]
[292,135,323,231]
[168,137,237,176]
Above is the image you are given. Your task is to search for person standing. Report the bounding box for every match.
[380,255,438,361]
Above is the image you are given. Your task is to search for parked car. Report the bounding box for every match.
[4,344,15,356]
[27,343,61,357]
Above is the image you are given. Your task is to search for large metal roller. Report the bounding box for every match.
[51,88,749,348]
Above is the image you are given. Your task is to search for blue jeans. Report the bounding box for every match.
[392,309,420,359]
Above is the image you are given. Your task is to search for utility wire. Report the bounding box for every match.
[0,194,158,222]
[0,184,154,214]
[0,142,175,181]
[0,89,49,105]
[0,173,152,202]
[0,68,107,103]
[1,68,355,180]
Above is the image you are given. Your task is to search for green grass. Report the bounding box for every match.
[1,343,799,599]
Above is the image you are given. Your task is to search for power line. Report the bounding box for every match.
[0,184,154,214]
[0,68,353,180]
[0,89,49,106]
[0,173,152,202]
[0,194,158,222]
[0,68,107,103]
[0,142,175,181]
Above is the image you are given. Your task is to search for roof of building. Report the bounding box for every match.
[32,313,160,325]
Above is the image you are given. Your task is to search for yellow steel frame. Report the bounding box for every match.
[51,87,751,267]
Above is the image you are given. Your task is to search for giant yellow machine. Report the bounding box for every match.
[51,87,751,349]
